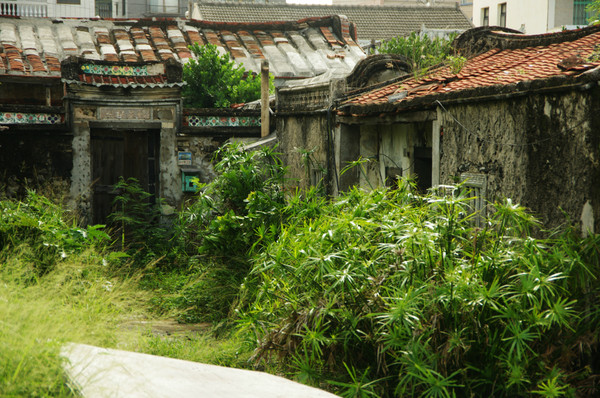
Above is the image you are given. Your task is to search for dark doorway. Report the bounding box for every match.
[413,147,432,193]
[90,128,159,225]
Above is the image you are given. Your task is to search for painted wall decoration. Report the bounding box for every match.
[0,112,64,124]
[184,115,261,127]
[81,64,150,76]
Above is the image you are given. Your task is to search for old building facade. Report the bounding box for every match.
[472,0,593,33]
[0,15,363,223]
[335,25,600,232]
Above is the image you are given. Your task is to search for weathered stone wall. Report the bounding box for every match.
[276,114,329,191]
[439,89,600,231]
[0,131,72,199]
[67,91,182,223]
[176,135,224,183]
[179,108,263,188]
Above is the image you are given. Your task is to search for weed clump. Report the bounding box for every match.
[0,191,109,277]
[0,192,148,397]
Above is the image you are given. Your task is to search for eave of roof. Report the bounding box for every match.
[338,26,600,116]
[62,79,186,89]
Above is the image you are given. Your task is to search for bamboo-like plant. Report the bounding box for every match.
[236,182,600,397]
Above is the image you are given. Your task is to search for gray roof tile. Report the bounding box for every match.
[194,3,473,41]
[0,15,364,79]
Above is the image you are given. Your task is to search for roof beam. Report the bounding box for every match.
[337,110,436,125]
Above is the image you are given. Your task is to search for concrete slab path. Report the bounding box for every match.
[61,343,340,398]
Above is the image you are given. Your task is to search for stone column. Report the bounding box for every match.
[69,120,92,223]
[261,60,270,138]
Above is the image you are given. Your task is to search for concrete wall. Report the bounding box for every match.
[362,124,430,190]
[49,0,96,18]
[127,0,149,17]
[473,0,583,33]
[552,0,575,28]
[276,79,335,193]
[175,136,221,185]
[438,89,600,232]
[276,114,329,192]
[473,0,551,33]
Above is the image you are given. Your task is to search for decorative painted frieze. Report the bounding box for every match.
[185,115,261,127]
[97,107,152,120]
[0,112,63,124]
[81,64,150,76]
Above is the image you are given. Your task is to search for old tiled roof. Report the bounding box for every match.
[0,15,364,80]
[193,2,473,41]
[75,73,171,87]
[339,25,600,115]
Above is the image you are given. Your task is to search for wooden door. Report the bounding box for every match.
[91,128,159,225]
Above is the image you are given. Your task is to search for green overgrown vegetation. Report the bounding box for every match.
[378,32,466,76]
[588,0,600,24]
[237,186,600,397]
[182,43,273,108]
[2,144,599,396]
[0,192,140,396]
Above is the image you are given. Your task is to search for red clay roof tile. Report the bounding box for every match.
[344,29,600,109]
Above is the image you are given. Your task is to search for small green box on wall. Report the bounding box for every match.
[181,167,201,193]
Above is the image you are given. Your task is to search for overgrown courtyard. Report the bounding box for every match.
[1,143,599,397]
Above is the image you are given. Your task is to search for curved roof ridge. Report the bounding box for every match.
[454,24,600,57]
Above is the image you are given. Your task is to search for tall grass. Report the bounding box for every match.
[0,192,150,396]
[0,253,153,396]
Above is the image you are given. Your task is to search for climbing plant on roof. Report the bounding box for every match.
[182,43,273,108]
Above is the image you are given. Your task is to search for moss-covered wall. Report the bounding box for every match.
[438,88,600,231]
[276,114,329,191]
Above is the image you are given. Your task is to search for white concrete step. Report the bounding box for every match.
[61,343,340,398]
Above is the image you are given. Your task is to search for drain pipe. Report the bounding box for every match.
[261,60,270,138]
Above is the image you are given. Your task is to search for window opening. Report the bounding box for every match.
[482,7,490,26]
[573,0,593,25]
[460,173,487,228]
[498,3,507,27]
[311,168,325,188]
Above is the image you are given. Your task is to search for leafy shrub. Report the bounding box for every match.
[107,177,174,269]
[0,191,109,277]
[377,32,457,76]
[169,143,286,320]
[183,43,272,108]
[237,183,600,397]
[177,142,285,259]
[587,0,600,24]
